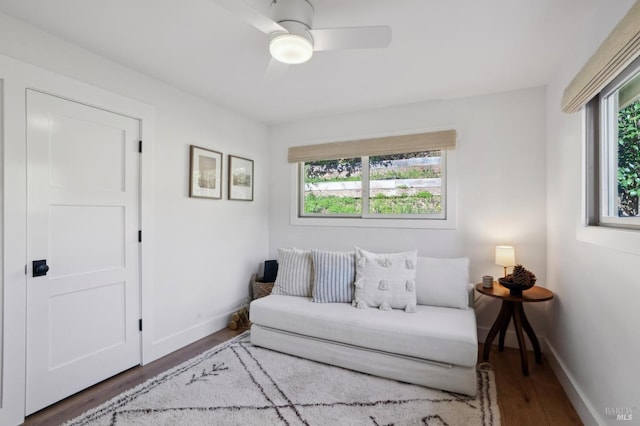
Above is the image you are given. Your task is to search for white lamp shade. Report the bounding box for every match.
[269,34,313,64]
[495,246,516,267]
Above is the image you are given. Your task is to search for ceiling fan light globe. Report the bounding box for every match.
[270,34,313,64]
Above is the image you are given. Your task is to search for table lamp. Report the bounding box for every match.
[495,246,516,277]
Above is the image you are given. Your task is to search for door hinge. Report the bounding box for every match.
[138,230,142,243]
[138,140,142,153]
[139,319,143,331]
[25,264,27,275]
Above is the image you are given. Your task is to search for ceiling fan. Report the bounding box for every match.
[213,0,392,65]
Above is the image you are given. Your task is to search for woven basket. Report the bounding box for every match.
[251,274,274,300]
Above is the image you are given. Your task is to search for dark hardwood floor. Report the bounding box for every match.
[24,328,581,425]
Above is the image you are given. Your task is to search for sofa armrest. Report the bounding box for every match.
[468,283,475,308]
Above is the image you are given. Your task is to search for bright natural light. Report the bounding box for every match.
[301,151,444,218]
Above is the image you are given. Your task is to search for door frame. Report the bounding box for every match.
[0,53,155,425]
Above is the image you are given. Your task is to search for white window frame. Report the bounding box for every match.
[290,150,457,230]
[589,56,640,230]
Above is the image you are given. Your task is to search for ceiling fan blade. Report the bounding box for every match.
[309,26,392,52]
[264,57,289,81]
[212,0,285,35]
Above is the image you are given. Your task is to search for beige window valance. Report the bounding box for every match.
[287,130,457,163]
[562,1,640,113]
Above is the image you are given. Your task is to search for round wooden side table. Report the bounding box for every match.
[475,283,553,376]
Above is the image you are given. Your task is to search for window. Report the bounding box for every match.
[587,56,640,229]
[561,1,640,230]
[300,150,446,219]
[288,130,456,224]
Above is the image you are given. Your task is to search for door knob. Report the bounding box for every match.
[33,259,49,277]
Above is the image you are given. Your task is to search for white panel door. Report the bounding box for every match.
[25,90,141,414]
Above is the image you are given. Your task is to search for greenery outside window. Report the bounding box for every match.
[300,150,445,219]
[302,157,363,216]
[587,57,640,229]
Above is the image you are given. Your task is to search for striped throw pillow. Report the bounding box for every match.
[311,250,355,303]
[271,248,313,297]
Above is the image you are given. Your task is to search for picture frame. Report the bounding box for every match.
[228,155,254,201]
[189,145,223,199]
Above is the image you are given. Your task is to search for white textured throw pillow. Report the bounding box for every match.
[271,248,313,297]
[353,247,418,313]
[415,257,470,309]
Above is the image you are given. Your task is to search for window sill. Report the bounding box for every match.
[576,224,640,255]
[290,215,456,230]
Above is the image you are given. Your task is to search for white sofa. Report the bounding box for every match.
[249,253,479,396]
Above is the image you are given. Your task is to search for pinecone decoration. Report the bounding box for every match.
[512,264,536,287]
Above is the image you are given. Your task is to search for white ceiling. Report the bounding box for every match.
[0,0,602,124]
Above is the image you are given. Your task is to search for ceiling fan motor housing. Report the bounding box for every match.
[271,0,314,43]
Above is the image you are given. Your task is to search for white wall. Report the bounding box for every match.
[268,87,548,342]
[545,1,639,425]
[0,13,269,424]
[0,75,4,409]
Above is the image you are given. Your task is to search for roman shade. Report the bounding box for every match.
[562,1,640,113]
[287,130,456,163]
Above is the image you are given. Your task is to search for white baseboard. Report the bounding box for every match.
[544,339,602,426]
[477,326,547,352]
[143,310,233,364]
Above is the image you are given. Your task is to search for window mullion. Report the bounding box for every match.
[607,93,619,217]
[361,156,370,218]
[299,163,306,217]
[440,152,447,219]
[611,92,621,217]
[601,98,612,218]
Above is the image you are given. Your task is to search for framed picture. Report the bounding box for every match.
[228,155,254,201]
[189,145,223,199]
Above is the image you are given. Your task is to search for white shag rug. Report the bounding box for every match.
[65,332,500,425]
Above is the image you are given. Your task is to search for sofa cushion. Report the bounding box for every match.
[415,257,470,309]
[250,295,478,368]
[311,249,355,303]
[271,248,313,297]
[353,248,418,311]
